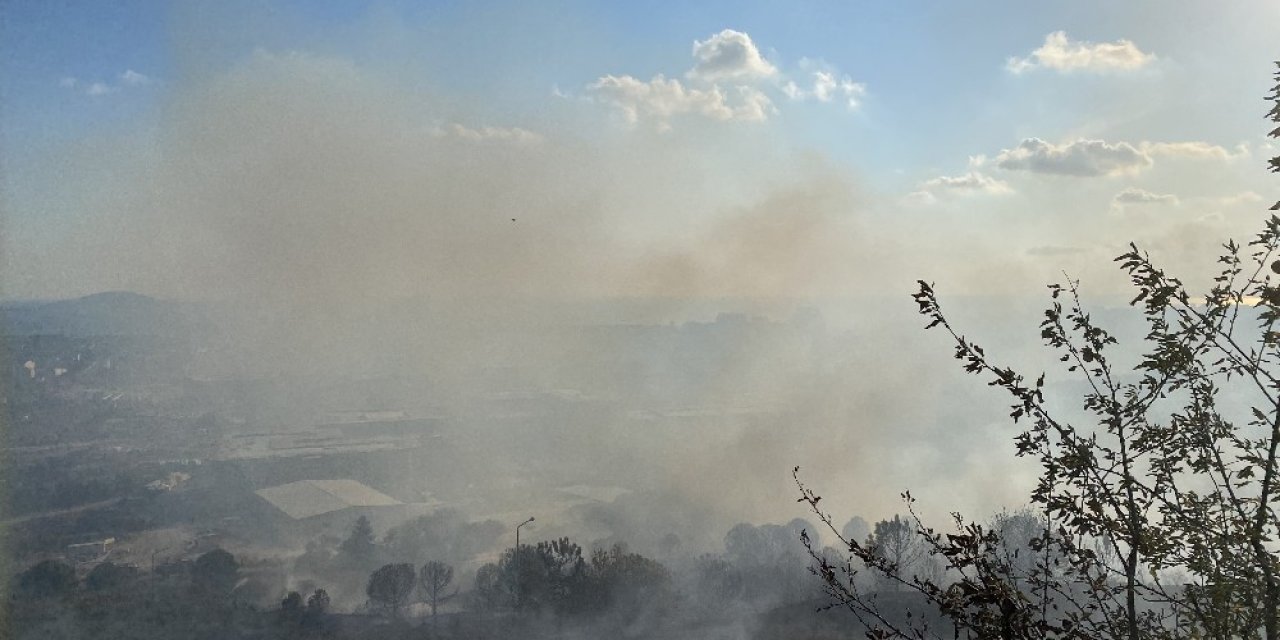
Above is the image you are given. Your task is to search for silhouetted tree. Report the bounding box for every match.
[868,515,925,591]
[418,560,455,617]
[279,590,305,629]
[302,588,331,633]
[282,590,303,612]
[693,554,745,603]
[383,509,503,566]
[366,563,415,619]
[306,588,330,615]
[340,515,377,564]
[723,521,814,601]
[841,516,870,547]
[193,548,239,594]
[473,561,511,608]
[84,561,140,591]
[587,543,671,614]
[527,537,588,615]
[279,588,330,636]
[472,537,592,615]
[989,508,1050,592]
[16,560,76,599]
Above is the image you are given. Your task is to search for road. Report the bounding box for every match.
[1,497,124,526]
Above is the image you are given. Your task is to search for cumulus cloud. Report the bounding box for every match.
[59,69,152,96]
[995,138,1152,176]
[904,170,1011,204]
[1140,141,1242,160]
[1113,187,1179,205]
[900,190,938,206]
[729,85,776,121]
[120,69,152,86]
[432,123,543,144]
[921,172,1013,195]
[1007,31,1155,74]
[84,82,117,96]
[588,74,775,129]
[783,66,866,110]
[688,29,777,81]
[993,138,1243,177]
[588,30,863,128]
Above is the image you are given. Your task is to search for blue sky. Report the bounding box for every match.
[2,1,1277,301]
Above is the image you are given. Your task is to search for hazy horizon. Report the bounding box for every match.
[2,3,1277,638]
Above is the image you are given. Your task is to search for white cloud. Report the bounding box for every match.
[728,85,775,121]
[1140,141,1242,160]
[1007,31,1155,74]
[120,69,151,86]
[588,29,863,128]
[901,190,938,206]
[85,82,118,96]
[994,138,1244,177]
[59,70,152,96]
[785,68,866,110]
[688,29,777,81]
[995,138,1152,176]
[588,74,775,128]
[904,170,1011,205]
[920,171,1013,195]
[1113,187,1178,205]
[432,123,544,144]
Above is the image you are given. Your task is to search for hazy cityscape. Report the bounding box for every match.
[2,2,1279,639]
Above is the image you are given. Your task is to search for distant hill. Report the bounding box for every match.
[0,291,198,336]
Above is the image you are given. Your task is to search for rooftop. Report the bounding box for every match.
[254,479,400,520]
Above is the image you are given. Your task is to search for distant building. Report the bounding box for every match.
[252,479,406,541]
[255,479,401,520]
[67,537,115,564]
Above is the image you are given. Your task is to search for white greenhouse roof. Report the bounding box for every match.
[255,479,401,520]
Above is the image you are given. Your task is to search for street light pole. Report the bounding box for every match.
[515,516,534,610]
